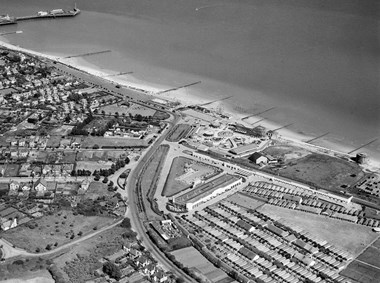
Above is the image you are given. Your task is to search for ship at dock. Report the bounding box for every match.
[0,5,80,26]
[0,15,17,26]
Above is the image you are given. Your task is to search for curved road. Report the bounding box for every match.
[125,113,196,282]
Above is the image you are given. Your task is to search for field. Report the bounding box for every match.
[50,125,74,136]
[226,193,265,210]
[47,136,61,148]
[86,181,114,199]
[77,150,127,162]
[172,247,230,282]
[257,205,377,256]
[3,164,20,177]
[262,144,311,161]
[166,124,193,142]
[125,103,156,117]
[279,153,364,191]
[75,161,112,172]
[99,103,131,115]
[81,136,147,149]
[162,156,221,197]
[2,210,115,253]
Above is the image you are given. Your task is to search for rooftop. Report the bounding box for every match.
[174,174,240,205]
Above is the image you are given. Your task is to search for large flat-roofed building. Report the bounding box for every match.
[229,141,269,157]
[173,174,242,211]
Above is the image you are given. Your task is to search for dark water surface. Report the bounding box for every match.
[1,0,379,154]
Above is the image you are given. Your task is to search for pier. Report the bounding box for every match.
[62,50,112,59]
[157,81,201,95]
[347,138,378,154]
[242,107,276,120]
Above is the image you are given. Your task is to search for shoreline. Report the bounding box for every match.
[0,39,379,171]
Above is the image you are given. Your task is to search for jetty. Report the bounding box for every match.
[157,81,201,95]
[62,50,111,59]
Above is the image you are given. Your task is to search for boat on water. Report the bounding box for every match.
[0,15,17,26]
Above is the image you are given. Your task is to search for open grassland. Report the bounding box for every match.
[2,210,114,253]
[257,205,377,256]
[279,153,364,191]
[226,193,265,210]
[125,103,156,117]
[172,247,229,283]
[86,181,114,199]
[75,161,112,172]
[262,144,311,161]
[99,103,131,115]
[81,136,147,149]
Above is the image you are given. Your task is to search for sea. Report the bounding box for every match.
[1,0,379,161]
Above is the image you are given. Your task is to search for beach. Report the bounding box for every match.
[1,38,379,170]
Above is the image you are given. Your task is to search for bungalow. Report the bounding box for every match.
[128,248,141,259]
[8,180,20,195]
[34,178,47,193]
[144,263,156,276]
[153,270,168,283]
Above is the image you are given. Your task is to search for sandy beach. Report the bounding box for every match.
[0,39,379,171]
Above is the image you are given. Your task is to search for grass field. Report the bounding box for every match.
[279,153,364,191]
[75,161,112,172]
[2,210,114,253]
[257,205,377,256]
[81,136,147,149]
[47,136,61,148]
[162,156,221,197]
[99,103,130,115]
[262,144,311,161]
[86,181,114,199]
[172,247,229,282]
[4,164,20,177]
[226,193,265,210]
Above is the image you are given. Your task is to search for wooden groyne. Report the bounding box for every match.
[198,95,233,107]
[62,50,111,59]
[242,107,276,120]
[157,81,201,95]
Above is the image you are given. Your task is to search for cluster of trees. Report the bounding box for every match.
[93,157,130,179]
[103,262,121,280]
[71,169,92,177]
[70,114,95,135]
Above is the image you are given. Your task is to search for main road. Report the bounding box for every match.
[123,112,196,282]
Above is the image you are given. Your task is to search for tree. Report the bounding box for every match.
[102,177,108,183]
[120,218,131,228]
[103,262,121,280]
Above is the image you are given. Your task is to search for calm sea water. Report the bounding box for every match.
[1,0,380,155]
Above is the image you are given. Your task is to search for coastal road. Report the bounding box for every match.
[123,113,196,282]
